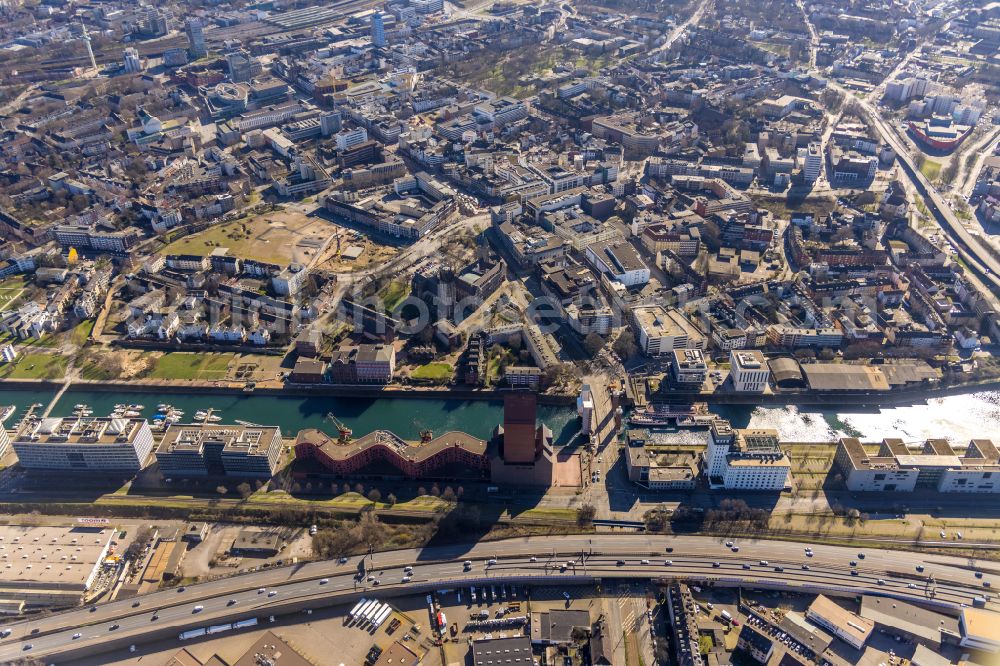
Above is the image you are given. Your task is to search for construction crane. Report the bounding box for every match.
[324,412,353,443]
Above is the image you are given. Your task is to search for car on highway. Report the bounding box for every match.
[731,546,740,552]
[22,644,31,651]
[774,566,784,572]
[851,570,859,576]
[529,556,538,562]
[132,600,140,608]
[464,560,473,569]
[908,583,917,589]
[801,565,810,570]
[258,587,266,594]
[178,587,186,592]
[617,560,626,566]
[743,563,751,570]
[338,557,348,564]
[858,553,865,559]
[640,559,650,565]
[725,541,733,547]
[759,560,768,566]
[850,561,858,567]
[877,579,886,585]
[110,624,120,630]
[227,599,237,606]
[193,605,204,612]
[0,629,9,638]
[975,571,984,578]
[267,591,277,597]
[664,560,673,566]
[487,559,497,566]
[90,605,97,612]
[151,614,159,621]
[320,578,329,585]
[402,576,412,583]
[916,565,924,573]
[713,562,722,568]
[72,633,81,640]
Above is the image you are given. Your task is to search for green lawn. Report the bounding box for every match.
[379,280,411,312]
[920,158,941,181]
[148,353,233,380]
[157,217,297,264]
[411,362,453,382]
[0,275,28,310]
[71,320,95,346]
[0,352,68,379]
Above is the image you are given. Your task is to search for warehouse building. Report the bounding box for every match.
[11,417,154,472]
[0,525,115,610]
[805,595,873,650]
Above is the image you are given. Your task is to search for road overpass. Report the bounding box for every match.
[0,534,995,662]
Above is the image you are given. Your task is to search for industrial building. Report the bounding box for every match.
[0,525,116,610]
[11,417,154,472]
[156,424,284,478]
[805,595,873,650]
[834,437,1000,493]
[624,430,698,490]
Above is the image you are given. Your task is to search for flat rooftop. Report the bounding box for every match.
[13,417,147,447]
[159,423,281,457]
[0,525,113,590]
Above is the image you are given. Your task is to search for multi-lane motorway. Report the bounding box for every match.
[0,535,995,662]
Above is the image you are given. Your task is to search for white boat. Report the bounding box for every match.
[205,415,222,423]
[74,404,87,410]
[124,410,141,418]
[157,403,170,411]
[194,410,208,418]
[128,404,145,411]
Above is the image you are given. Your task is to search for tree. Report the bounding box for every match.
[430,483,441,497]
[442,486,456,501]
[124,526,154,560]
[418,486,427,496]
[817,347,836,361]
[613,330,637,359]
[583,332,605,358]
[354,482,365,495]
[236,482,252,499]
[216,485,228,495]
[341,483,352,495]
[576,503,597,527]
[386,493,397,506]
[367,488,382,503]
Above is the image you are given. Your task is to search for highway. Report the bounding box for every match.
[1,534,995,662]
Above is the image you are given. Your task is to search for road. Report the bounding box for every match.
[862,102,1000,307]
[2,534,995,662]
[648,0,712,60]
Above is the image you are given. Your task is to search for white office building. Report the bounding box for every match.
[730,349,770,392]
[705,420,790,490]
[632,305,706,356]
[12,417,154,473]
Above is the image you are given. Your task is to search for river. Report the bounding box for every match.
[1,387,999,446]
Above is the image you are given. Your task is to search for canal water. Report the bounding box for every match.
[1,388,999,445]
[0,388,581,445]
